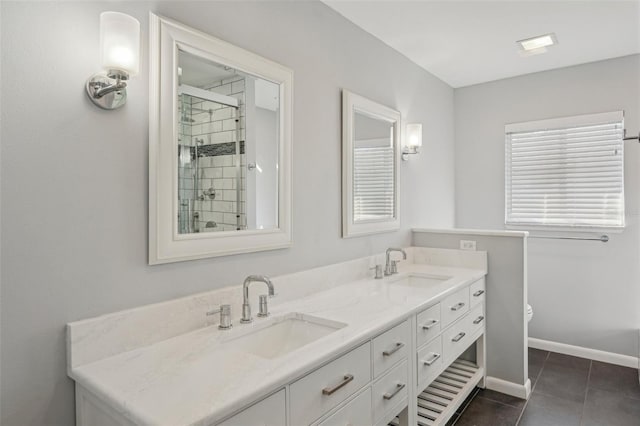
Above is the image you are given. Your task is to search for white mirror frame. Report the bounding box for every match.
[342,90,401,238]
[149,13,293,264]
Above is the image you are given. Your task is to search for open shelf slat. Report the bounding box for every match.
[415,360,483,426]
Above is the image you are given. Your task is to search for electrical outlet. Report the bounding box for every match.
[460,240,477,251]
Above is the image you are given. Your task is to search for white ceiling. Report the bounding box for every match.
[178,50,279,111]
[178,50,236,87]
[324,0,640,88]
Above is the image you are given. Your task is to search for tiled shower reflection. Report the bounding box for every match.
[177,75,247,233]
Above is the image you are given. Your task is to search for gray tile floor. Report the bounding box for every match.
[449,349,640,426]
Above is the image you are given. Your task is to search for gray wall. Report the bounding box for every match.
[413,231,528,387]
[0,1,455,425]
[455,55,640,358]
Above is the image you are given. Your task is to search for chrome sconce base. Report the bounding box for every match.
[401,146,420,161]
[85,70,129,110]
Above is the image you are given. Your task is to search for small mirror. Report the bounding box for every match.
[342,90,400,237]
[149,14,292,264]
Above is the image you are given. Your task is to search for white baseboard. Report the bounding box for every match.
[485,376,531,400]
[529,337,639,369]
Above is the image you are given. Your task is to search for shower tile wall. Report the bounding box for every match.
[194,150,246,232]
[179,75,247,233]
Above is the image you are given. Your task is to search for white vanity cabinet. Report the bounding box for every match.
[218,273,487,426]
[70,268,488,426]
[413,277,486,426]
[218,320,411,426]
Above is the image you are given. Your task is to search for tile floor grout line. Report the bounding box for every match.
[476,394,523,409]
[451,387,480,425]
[578,360,593,426]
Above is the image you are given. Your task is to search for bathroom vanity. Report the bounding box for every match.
[67,248,487,426]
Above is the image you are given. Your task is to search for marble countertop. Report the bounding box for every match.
[69,262,486,426]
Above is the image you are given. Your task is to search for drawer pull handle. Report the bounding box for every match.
[383,342,405,357]
[452,332,466,342]
[421,319,439,330]
[473,316,485,325]
[383,383,406,400]
[322,374,354,396]
[473,290,485,297]
[423,353,441,366]
[451,302,465,311]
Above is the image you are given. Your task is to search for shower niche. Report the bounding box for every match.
[149,14,292,264]
[177,50,279,235]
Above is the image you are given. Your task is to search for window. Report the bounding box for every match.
[353,140,395,222]
[505,111,625,229]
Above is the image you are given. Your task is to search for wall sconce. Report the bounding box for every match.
[86,12,140,110]
[402,123,422,161]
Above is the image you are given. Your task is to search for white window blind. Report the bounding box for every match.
[353,141,395,222]
[505,111,625,229]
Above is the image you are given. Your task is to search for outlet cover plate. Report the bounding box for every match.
[460,240,477,251]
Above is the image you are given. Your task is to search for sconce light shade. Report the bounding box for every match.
[86,11,140,110]
[100,12,140,77]
[402,123,422,161]
[407,123,422,149]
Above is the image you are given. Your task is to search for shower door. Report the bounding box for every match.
[177,90,245,234]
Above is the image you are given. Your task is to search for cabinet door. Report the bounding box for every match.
[372,359,408,424]
[441,287,470,328]
[416,303,441,348]
[417,335,443,390]
[372,320,410,378]
[218,389,285,426]
[290,343,372,425]
[316,388,372,426]
[469,278,486,308]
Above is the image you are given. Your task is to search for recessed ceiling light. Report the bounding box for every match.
[517,33,558,56]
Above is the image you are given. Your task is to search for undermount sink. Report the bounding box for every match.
[391,275,451,288]
[225,313,347,359]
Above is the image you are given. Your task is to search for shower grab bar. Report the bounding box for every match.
[528,235,609,243]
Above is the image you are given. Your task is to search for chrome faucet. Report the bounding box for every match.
[241,275,275,323]
[385,248,407,276]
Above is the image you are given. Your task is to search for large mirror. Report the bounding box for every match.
[149,14,292,264]
[342,90,400,237]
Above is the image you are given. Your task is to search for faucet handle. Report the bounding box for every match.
[257,294,270,317]
[206,304,233,330]
[370,264,384,279]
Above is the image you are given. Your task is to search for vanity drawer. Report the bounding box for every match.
[218,389,286,426]
[467,302,485,336]
[417,335,443,390]
[469,278,486,308]
[316,388,372,426]
[372,359,408,424]
[290,342,372,426]
[441,287,470,328]
[373,320,410,378]
[416,303,441,348]
[442,304,484,363]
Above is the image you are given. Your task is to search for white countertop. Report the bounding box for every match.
[69,262,485,426]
